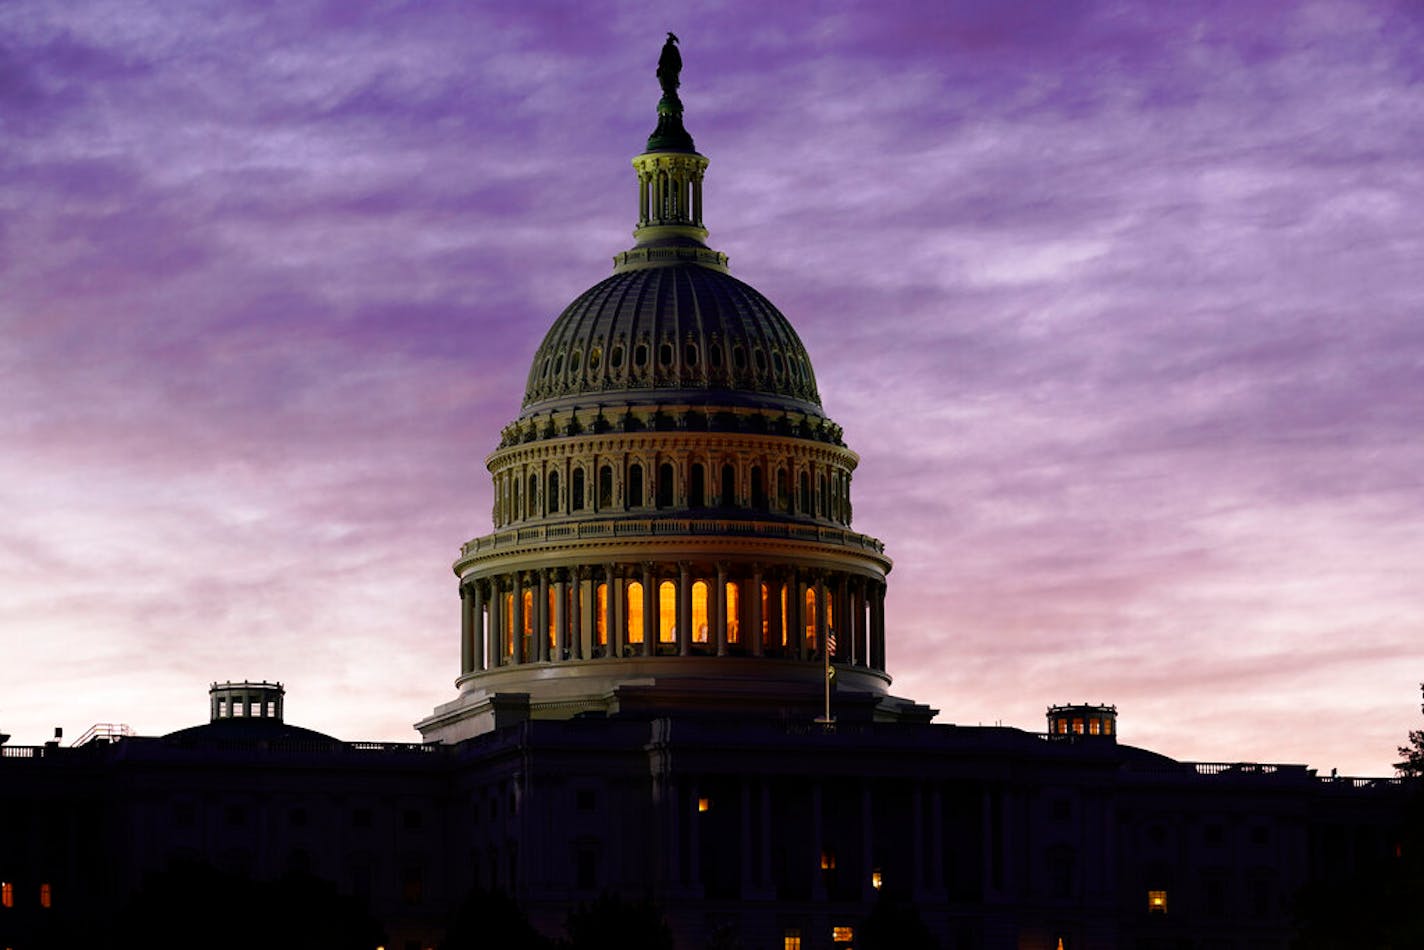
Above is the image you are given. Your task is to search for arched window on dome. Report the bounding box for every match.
[798,471,810,515]
[657,462,675,508]
[818,473,829,519]
[527,474,539,520]
[721,464,737,508]
[692,581,710,646]
[750,466,766,510]
[776,468,790,512]
[628,463,644,508]
[626,581,644,646]
[658,581,677,647]
[571,467,585,512]
[658,342,674,367]
[725,582,740,645]
[546,471,560,516]
[598,465,614,509]
[689,463,706,508]
[512,478,521,523]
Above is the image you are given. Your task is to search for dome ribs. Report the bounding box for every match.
[517,264,824,415]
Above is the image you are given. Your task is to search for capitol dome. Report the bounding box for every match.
[521,264,823,416]
[418,39,909,744]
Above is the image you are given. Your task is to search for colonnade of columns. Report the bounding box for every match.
[458,563,887,676]
[635,156,706,229]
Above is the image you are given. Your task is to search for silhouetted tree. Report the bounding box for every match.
[114,861,384,950]
[440,888,554,950]
[856,894,937,950]
[1396,683,1424,778]
[564,893,674,950]
[1294,692,1424,948]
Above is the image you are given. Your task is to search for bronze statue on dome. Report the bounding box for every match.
[657,32,681,98]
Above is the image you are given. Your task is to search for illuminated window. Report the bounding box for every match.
[522,590,534,639]
[626,582,644,644]
[1072,718,1084,735]
[658,581,677,643]
[548,586,557,648]
[780,585,789,646]
[1089,718,1101,735]
[783,930,802,950]
[39,883,51,909]
[1103,718,1113,735]
[697,797,711,813]
[1148,889,1168,914]
[871,868,883,890]
[504,592,514,653]
[820,849,837,870]
[725,582,740,643]
[832,926,854,943]
[805,587,817,650]
[595,583,608,646]
[691,581,709,643]
[2,881,13,908]
[760,582,771,642]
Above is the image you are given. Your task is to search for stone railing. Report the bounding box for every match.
[461,516,886,558]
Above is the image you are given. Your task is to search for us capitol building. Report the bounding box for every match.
[0,41,1409,950]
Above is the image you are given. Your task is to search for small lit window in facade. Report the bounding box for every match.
[819,849,837,870]
[783,930,802,950]
[2,881,13,908]
[39,882,52,908]
[697,797,711,813]
[871,868,883,890]
[1148,889,1168,914]
[831,925,854,943]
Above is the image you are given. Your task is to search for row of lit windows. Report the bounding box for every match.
[490,579,844,655]
[0,881,52,908]
[494,457,851,527]
[1051,716,1114,736]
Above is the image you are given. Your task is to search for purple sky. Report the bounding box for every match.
[3,1,1421,774]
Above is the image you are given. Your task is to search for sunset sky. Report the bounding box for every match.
[3,1,1421,774]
